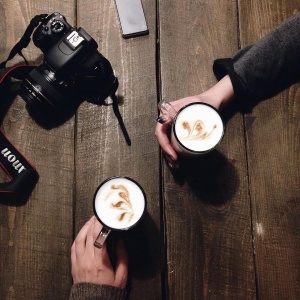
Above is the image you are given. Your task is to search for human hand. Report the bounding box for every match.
[155,75,234,168]
[71,216,128,289]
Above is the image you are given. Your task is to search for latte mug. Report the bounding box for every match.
[93,176,146,248]
[158,100,224,156]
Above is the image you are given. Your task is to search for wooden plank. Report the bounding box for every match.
[0,2,75,299]
[238,1,300,299]
[75,1,161,299]
[159,0,256,298]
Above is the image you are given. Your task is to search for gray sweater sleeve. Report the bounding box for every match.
[69,283,128,300]
[213,12,300,104]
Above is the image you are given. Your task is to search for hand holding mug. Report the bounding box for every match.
[71,216,128,288]
[93,176,146,249]
[155,75,235,168]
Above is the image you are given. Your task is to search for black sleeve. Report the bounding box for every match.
[213,12,300,104]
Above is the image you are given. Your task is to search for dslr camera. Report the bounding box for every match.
[19,12,118,127]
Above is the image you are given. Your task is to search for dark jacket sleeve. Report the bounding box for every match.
[69,283,128,300]
[213,12,300,103]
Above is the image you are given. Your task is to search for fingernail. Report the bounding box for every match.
[168,161,180,170]
[166,154,175,162]
[157,113,173,124]
[157,115,170,124]
[168,162,174,169]
[168,155,175,162]
[166,155,179,170]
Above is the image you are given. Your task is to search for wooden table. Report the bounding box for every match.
[0,0,299,299]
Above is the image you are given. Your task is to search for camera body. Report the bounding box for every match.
[19,12,118,127]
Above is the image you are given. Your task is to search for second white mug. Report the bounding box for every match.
[93,176,146,248]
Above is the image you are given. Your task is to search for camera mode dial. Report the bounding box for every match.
[51,20,64,33]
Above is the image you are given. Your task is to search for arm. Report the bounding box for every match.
[69,216,128,300]
[214,12,300,103]
[156,12,300,168]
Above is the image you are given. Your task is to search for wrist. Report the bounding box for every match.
[204,75,235,110]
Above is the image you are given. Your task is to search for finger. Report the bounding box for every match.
[114,239,129,289]
[70,241,77,265]
[93,235,113,271]
[92,216,103,241]
[70,243,79,281]
[92,217,110,261]
[85,216,97,257]
[163,150,179,170]
[93,217,103,253]
[97,242,112,268]
[155,123,178,163]
[74,216,94,258]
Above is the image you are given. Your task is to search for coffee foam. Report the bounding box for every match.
[173,103,224,153]
[94,177,145,230]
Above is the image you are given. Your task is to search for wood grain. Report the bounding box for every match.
[75,0,161,299]
[239,1,300,299]
[0,1,75,299]
[0,0,299,299]
[159,0,256,299]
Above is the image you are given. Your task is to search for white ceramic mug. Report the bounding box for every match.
[158,100,224,156]
[93,176,146,248]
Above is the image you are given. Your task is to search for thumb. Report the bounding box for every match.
[114,239,129,289]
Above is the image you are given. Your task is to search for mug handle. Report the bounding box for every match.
[158,100,177,121]
[94,227,111,248]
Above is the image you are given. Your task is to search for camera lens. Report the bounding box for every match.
[19,65,82,128]
[51,20,64,33]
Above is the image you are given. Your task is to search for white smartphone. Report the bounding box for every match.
[114,0,149,38]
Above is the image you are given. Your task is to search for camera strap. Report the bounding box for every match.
[0,14,47,69]
[0,14,47,202]
[0,12,130,201]
[0,64,39,202]
[110,93,131,146]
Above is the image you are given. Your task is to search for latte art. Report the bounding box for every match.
[172,103,224,154]
[105,184,134,224]
[94,177,146,230]
[180,120,217,141]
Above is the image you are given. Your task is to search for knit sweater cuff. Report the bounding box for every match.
[69,283,128,300]
[213,57,250,101]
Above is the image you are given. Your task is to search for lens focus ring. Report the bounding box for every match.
[28,68,65,111]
